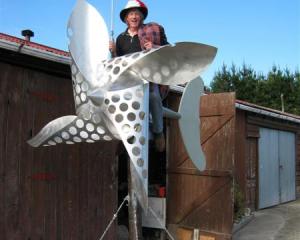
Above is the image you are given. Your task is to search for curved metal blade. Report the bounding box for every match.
[126,42,217,86]
[104,84,149,211]
[67,0,109,86]
[27,115,115,147]
[99,42,217,91]
[178,77,206,170]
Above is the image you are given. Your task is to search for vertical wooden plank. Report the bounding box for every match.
[1,56,119,240]
[19,67,37,239]
[245,137,258,210]
[235,110,247,194]
[0,62,10,238]
[87,145,118,240]
[4,63,25,239]
[78,145,89,240]
[167,92,235,240]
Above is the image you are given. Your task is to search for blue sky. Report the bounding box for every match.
[0,0,299,86]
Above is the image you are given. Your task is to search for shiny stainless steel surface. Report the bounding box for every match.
[28,0,217,211]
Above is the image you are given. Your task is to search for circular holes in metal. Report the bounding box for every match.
[75,85,81,94]
[153,72,162,82]
[80,131,89,139]
[48,140,56,146]
[141,68,151,78]
[115,58,122,64]
[132,53,140,59]
[82,111,92,121]
[80,93,87,102]
[76,119,84,128]
[103,135,112,141]
[92,114,101,124]
[139,136,146,145]
[161,66,170,77]
[115,114,124,123]
[71,64,77,75]
[61,132,70,140]
[73,136,82,143]
[139,112,145,120]
[81,82,89,92]
[120,103,128,112]
[86,123,95,132]
[104,99,110,105]
[97,126,105,135]
[113,66,120,75]
[106,64,113,72]
[75,96,81,105]
[108,105,116,114]
[122,124,131,134]
[123,92,133,101]
[132,102,140,110]
[54,137,63,143]
[134,124,142,133]
[91,133,100,141]
[127,136,136,144]
[76,73,83,83]
[127,113,136,121]
[137,158,144,167]
[122,60,128,67]
[69,126,78,135]
[132,147,141,156]
[111,94,120,103]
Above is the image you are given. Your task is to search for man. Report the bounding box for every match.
[110,0,168,152]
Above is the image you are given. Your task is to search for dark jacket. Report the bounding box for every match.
[116,22,168,57]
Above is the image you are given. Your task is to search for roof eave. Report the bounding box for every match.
[0,38,71,65]
[235,102,300,124]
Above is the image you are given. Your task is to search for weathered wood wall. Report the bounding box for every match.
[235,109,300,210]
[0,59,118,240]
[166,92,235,240]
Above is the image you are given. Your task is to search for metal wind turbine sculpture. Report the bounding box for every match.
[27,0,217,212]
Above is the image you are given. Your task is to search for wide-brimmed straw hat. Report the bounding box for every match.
[120,0,148,22]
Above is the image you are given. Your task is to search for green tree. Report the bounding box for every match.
[210,64,300,115]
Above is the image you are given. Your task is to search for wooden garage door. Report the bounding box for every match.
[0,61,118,239]
[167,92,235,240]
[258,127,296,209]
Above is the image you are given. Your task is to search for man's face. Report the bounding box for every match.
[125,9,143,28]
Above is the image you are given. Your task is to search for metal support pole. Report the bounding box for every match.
[128,159,143,240]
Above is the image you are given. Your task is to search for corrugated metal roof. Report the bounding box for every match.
[236,99,300,124]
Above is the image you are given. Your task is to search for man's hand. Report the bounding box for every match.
[109,40,116,56]
[143,39,154,50]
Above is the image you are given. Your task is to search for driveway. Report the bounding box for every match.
[233,199,300,240]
